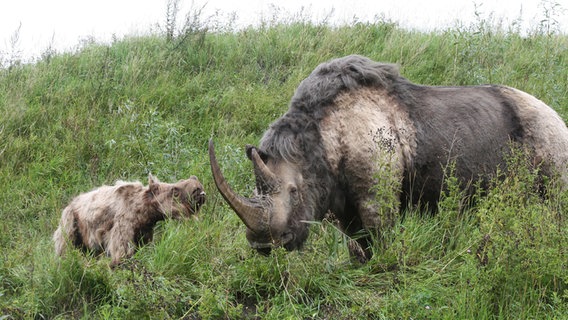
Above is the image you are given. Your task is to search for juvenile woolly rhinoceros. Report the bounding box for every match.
[53,175,206,266]
[209,55,568,262]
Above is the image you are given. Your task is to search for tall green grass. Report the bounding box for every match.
[1,9,567,319]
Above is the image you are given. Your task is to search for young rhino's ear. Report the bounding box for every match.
[148,174,160,194]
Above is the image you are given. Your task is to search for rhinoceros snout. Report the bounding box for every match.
[191,188,206,209]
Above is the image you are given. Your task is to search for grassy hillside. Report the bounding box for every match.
[1,14,567,319]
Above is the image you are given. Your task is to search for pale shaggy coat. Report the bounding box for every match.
[53,175,205,265]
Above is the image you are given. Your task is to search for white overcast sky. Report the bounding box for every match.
[1,0,566,62]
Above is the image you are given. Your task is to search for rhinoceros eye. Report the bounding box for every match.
[289,185,300,205]
[289,186,298,194]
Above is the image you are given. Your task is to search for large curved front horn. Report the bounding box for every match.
[208,139,269,232]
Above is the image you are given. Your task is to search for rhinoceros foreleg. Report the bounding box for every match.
[334,198,377,263]
[349,194,399,262]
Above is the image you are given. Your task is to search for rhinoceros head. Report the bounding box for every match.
[209,139,309,255]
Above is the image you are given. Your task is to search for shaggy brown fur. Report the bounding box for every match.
[53,175,205,266]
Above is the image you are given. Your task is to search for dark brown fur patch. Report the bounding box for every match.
[72,209,88,251]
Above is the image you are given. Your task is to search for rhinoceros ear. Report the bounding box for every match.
[148,173,161,194]
[246,145,270,163]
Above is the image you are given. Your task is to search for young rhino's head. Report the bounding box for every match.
[148,174,206,219]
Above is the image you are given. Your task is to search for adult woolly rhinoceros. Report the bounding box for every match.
[209,54,568,262]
